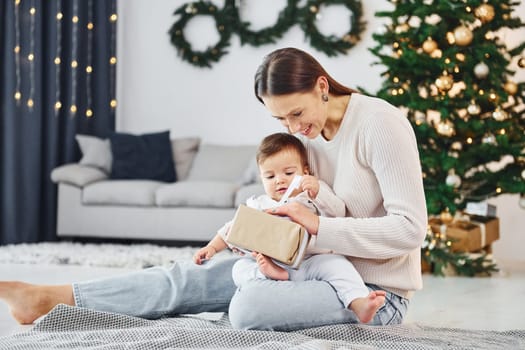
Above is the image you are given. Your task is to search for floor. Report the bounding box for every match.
[1,260,524,337]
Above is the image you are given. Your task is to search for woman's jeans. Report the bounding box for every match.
[73,256,409,331]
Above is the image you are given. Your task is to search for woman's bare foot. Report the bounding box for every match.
[255,253,289,281]
[349,290,387,323]
[0,281,74,324]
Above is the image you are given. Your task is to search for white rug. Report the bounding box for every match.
[0,242,234,269]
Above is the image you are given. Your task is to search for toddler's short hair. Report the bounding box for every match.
[256,133,308,168]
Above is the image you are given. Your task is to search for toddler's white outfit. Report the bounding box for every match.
[218,183,369,308]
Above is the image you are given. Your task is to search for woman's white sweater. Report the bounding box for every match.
[299,93,428,298]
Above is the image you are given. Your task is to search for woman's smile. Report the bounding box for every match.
[301,124,312,136]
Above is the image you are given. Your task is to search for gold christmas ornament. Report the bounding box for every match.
[475,4,495,23]
[395,23,410,34]
[451,141,463,151]
[453,25,473,46]
[467,101,481,115]
[522,169,525,180]
[440,209,453,224]
[504,81,518,95]
[492,107,508,121]
[430,49,442,59]
[446,31,456,44]
[422,37,438,54]
[457,108,468,120]
[518,57,525,68]
[436,119,455,136]
[435,73,453,92]
[425,14,442,25]
[455,53,466,62]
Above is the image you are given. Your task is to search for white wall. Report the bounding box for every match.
[116,1,525,265]
[115,0,391,144]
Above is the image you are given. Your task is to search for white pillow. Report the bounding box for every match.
[50,163,108,187]
[239,158,261,185]
[170,137,200,181]
[187,144,257,182]
[76,135,112,174]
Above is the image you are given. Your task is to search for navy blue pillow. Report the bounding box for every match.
[109,131,176,182]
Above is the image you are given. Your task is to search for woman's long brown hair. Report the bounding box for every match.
[254,47,357,104]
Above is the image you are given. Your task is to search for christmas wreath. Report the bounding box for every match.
[234,0,299,46]
[298,0,366,56]
[168,1,236,68]
[168,0,366,67]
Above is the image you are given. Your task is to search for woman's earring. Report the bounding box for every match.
[322,94,329,102]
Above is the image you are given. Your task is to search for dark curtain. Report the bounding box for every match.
[0,0,116,244]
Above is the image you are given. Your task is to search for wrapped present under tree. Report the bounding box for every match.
[429,215,499,253]
[423,212,499,276]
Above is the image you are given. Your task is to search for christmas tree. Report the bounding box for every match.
[369,0,525,275]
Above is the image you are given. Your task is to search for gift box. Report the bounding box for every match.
[429,215,499,252]
[226,204,310,269]
[465,202,497,217]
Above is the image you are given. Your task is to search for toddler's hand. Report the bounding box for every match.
[193,246,216,264]
[301,175,320,199]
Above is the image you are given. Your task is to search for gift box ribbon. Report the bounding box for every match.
[469,220,487,247]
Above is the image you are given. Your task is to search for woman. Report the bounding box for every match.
[229,47,427,330]
[0,47,427,331]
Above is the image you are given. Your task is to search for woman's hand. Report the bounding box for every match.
[267,201,320,235]
[301,175,320,199]
[193,246,216,264]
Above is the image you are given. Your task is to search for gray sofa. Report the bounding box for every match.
[51,136,264,242]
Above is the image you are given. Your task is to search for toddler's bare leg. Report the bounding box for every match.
[349,290,386,323]
[0,281,74,324]
[255,254,289,281]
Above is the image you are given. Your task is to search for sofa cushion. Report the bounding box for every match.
[186,144,256,183]
[76,134,112,173]
[239,158,261,185]
[110,131,176,182]
[235,183,266,207]
[51,163,108,187]
[156,181,238,208]
[171,137,200,181]
[83,180,163,206]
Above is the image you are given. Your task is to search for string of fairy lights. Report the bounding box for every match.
[85,0,93,118]
[54,0,62,116]
[13,0,21,105]
[109,1,118,111]
[12,0,117,118]
[70,0,79,115]
[27,0,35,109]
